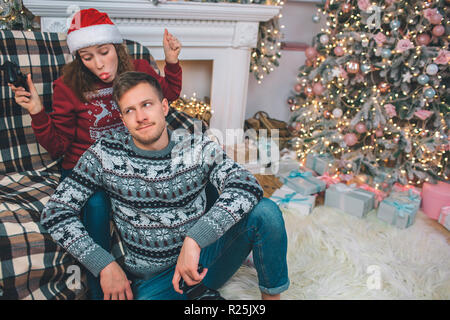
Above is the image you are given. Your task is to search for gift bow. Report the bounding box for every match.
[384,199,416,218]
[285,170,322,194]
[393,183,421,196]
[318,172,340,186]
[272,192,310,206]
[358,184,387,203]
[288,171,313,179]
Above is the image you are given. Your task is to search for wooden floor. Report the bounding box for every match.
[254,174,450,245]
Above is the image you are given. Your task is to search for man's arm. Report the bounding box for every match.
[41,144,115,276]
[41,141,132,299]
[172,135,263,290]
[186,135,264,249]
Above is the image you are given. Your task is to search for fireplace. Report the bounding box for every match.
[23,0,281,138]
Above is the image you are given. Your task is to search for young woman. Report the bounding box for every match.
[9,8,182,300]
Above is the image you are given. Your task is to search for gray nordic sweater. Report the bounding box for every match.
[41,129,263,279]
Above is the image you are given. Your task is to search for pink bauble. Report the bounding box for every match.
[294,83,302,93]
[334,46,345,56]
[313,82,325,95]
[375,128,384,137]
[355,122,367,133]
[416,33,431,46]
[430,14,442,25]
[305,46,318,60]
[432,25,445,37]
[344,133,358,146]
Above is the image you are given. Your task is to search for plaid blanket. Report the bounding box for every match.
[0,30,204,299]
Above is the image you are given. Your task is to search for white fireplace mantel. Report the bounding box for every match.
[23,0,281,137]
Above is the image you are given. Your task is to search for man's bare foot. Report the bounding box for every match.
[261,293,280,300]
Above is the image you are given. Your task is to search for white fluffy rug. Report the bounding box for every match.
[220,206,450,300]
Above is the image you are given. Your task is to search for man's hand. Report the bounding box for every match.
[163,29,181,64]
[99,261,133,300]
[172,236,207,294]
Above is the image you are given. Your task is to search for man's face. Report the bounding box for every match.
[119,82,169,150]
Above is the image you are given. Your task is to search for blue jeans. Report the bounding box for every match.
[61,168,111,300]
[131,197,290,300]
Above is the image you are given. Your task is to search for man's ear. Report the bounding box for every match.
[162,98,169,116]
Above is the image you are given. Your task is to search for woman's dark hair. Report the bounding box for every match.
[61,43,134,103]
[112,71,164,112]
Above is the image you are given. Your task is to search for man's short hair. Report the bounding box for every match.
[113,71,164,111]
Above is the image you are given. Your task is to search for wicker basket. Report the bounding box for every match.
[244,111,293,150]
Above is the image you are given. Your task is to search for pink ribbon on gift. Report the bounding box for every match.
[358,184,388,207]
[318,172,340,187]
[393,183,421,195]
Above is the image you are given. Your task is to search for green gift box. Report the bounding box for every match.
[324,183,375,218]
[377,195,418,229]
[281,170,326,195]
[305,153,334,175]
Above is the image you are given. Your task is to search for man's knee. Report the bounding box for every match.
[249,198,286,234]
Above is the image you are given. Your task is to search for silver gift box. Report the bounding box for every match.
[324,183,375,218]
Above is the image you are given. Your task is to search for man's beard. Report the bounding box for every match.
[132,123,166,147]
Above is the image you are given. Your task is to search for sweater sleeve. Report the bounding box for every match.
[186,135,264,248]
[30,79,77,160]
[135,59,182,102]
[40,140,115,277]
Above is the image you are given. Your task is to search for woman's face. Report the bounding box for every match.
[78,43,119,83]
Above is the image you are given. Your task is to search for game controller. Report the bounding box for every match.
[1,61,29,91]
[179,264,225,300]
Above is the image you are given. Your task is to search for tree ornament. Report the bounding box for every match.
[416,33,431,46]
[312,14,320,23]
[313,82,325,95]
[418,74,430,85]
[294,83,303,93]
[305,46,318,60]
[334,46,345,56]
[319,34,329,44]
[426,63,438,75]
[332,108,343,118]
[378,82,391,93]
[424,87,436,99]
[355,122,367,134]
[344,133,358,146]
[361,63,371,73]
[304,85,314,97]
[390,20,401,30]
[432,25,445,37]
[346,61,360,74]
[381,48,392,58]
[324,110,331,119]
[287,97,295,105]
[342,3,352,13]
[375,128,384,137]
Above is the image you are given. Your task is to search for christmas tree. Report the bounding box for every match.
[0,0,37,31]
[287,0,449,189]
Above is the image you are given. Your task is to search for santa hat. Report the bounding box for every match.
[66,8,123,55]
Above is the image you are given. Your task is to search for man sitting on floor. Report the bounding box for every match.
[41,71,289,300]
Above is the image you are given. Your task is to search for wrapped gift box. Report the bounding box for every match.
[280,170,326,195]
[305,153,334,176]
[324,183,375,218]
[270,186,316,216]
[438,206,450,231]
[377,195,419,229]
[390,184,421,211]
[421,181,450,220]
